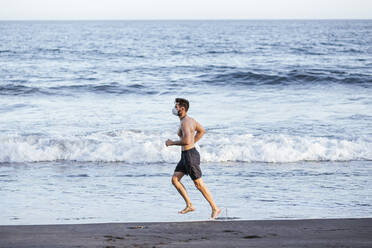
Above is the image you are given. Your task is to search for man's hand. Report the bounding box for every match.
[166,139,173,147]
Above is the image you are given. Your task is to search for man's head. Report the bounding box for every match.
[175,98,189,112]
[173,98,189,117]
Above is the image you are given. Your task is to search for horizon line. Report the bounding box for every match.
[0,18,371,22]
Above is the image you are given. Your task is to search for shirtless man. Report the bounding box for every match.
[166,98,221,219]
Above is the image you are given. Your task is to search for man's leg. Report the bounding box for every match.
[193,178,221,219]
[171,172,195,214]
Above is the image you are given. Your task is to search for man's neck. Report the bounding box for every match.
[179,114,187,120]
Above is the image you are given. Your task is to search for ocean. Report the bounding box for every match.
[0,20,371,225]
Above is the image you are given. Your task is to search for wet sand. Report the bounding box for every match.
[0,218,371,248]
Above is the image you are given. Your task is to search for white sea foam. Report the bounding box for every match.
[0,130,371,163]
[202,133,372,163]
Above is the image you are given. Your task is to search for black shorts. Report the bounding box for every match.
[174,147,202,180]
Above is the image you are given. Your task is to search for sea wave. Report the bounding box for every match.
[0,82,157,96]
[201,70,372,87]
[0,47,146,59]
[2,69,371,96]
[0,84,43,96]
[1,130,371,163]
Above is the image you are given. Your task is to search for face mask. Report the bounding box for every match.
[172,107,179,116]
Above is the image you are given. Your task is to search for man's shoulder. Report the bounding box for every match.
[181,116,196,126]
[187,116,198,124]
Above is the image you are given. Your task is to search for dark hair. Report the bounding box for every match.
[175,98,189,112]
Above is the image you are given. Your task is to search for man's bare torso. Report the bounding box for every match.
[178,116,197,151]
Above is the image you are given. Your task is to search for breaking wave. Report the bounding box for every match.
[1,130,371,163]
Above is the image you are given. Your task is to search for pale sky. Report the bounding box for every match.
[1,0,371,20]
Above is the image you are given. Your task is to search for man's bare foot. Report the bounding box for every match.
[211,208,221,219]
[179,205,195,214]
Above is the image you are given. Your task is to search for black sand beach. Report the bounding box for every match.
[0,218,371,248]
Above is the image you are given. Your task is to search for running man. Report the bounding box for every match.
[166,98,221,219]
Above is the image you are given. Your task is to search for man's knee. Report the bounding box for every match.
[194,179,203,190]
[171,176,179,186]
[172,172,184,185]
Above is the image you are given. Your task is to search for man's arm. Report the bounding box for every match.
[194,120,205,143]
[166,122,192,146]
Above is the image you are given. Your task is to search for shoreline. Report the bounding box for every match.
[1,218,371,247]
